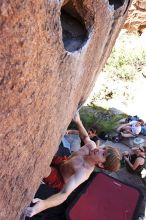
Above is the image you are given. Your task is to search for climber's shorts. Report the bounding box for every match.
[43,156,68,190]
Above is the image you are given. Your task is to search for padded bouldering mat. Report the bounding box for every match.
[66,172,143,220]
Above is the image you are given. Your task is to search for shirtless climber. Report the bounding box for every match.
[24,112,121,218]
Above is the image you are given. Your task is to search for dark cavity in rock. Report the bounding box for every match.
[109,0,125,10]
[61,1,88,52]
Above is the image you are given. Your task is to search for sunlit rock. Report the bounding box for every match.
[124,0,146,33]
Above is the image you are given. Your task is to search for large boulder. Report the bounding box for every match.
[0,0,131,219]
[124,0,146,33]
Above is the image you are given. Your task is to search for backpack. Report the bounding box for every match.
[125,115,139,123]
[98,132,109,140]
[141,126,146,136]
[111,133,123,143]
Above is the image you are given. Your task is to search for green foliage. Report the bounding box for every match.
[80,106,127,133]
[89,31,146,106]
[104,32,146,82]
[80,108,97,129]
[68,108,97,130]
[97,114,126,133]
[68,105,127,134]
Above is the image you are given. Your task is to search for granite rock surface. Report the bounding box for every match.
[124,0,146,33]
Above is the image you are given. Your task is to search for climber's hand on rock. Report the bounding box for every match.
[24,198,47,218]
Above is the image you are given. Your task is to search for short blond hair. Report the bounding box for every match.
[103,146,121,172]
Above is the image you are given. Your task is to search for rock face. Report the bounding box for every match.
[124,0,146,33]
[0,0,131,219]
